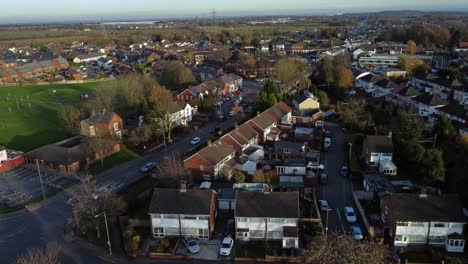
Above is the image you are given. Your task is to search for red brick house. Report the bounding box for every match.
[80,112,124,138]
[219,123,259,154]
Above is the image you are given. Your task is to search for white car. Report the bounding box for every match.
[191,137,201,145]
[140,162,156,173]
[344,206,357,223]
[229,111,235,116]
[219,237,234,256]
[307,162,325,170]
[318,200,329,212]
[91,186,108,200]
[350,226,363,240]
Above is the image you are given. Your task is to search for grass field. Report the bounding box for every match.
[0,82,101,151]
[87,149,140,174]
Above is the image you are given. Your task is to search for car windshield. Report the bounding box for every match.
[188,241,197,246]
[222,242,230,248]
[347,211,355,216]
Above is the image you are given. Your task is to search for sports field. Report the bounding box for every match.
[0,82,101,151]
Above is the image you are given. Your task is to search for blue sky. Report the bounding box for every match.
[2,0,468,24]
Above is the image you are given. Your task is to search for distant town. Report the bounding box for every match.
[0,9,468,264]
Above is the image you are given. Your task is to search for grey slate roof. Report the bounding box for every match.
[412,92,448,106]
[82,112,117,125]
[235,191,300,218]
[365,136,393,153]
[385,193,466,222]
[149,188,213,215]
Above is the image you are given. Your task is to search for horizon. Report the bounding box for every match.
[1,0,468,25]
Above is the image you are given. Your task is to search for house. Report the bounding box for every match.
[25,135,120,173]
[149,188,216,240]
[184,141,236,181]
[355,72,384,93]
[381,193,466,253]
[411,92,448,117]
[246,112,278,143]
[212,182,237,211]
[168,101,197,127]
[235,191,300,248]
[0,147,25,173]
[371,79,403,98]
[219,123,259,154]
[275,159,313,189]
[362,135,394,167]
[176,84,209,103]
[80,111,124,138]
[292,94,320,115]
[386,86,421,108]
[273,141,306,159]
[73,53,106,63]
[430,104,468,134]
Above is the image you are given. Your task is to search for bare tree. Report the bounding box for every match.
[89,128,117,169]
[57,105,81,134]
[252,169,266,183]
[148,83,177,143]
[274,57,310,94]
[16,244,60,264]
[157,154,186,187]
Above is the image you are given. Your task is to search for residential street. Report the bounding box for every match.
[0,114,236,263]
[317,123,365,237]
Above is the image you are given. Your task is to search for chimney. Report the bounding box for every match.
[180,182,187,193]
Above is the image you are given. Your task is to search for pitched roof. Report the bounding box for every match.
[197,141,236,166]
[365,136,393,153]
[359,73,383,83]
[397,86,421,97]
[384,193,466,222]
[225,123,258,147]
[374,79,402,90]
[26,135,93,165]
[250,112,276,130]
[274,141,305,150]
[82,112,118,125]
[149,188,213,215]
[436,104,468,120]
[412,92,448,106]
[293,94,311,104]
[235,191,300,218]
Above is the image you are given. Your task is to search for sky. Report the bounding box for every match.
[1,0,468,24]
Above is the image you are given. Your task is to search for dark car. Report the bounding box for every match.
[210,127,221,134]
[340,165,349,177]
[223,219,235,238]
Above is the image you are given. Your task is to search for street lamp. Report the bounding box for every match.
[348,142,352,163]
[325,208,332,240]
[95,211,112,255]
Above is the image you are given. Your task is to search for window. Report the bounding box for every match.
[284,148,291,154]
[182,228,198,236]
[397,222,409,226]
[395,235,403,241]
[200,165,205,171]
[433,223,445,228]
[429,236,446,244]
[250,230,265,238]
[268,218,284,223]
[237,217,247,222]
[198,229,209,239]
[406,235,426,243]
[163,215,177,219]
[113,122,119,132]
[455,241,460,247]
[460,241,465,248]
[409,222,425,227]
[284,219,296,224]
[165,227,179,235]
[449,240,454,246]
[182,216,197,220]
[198,216,209,221]
[268,231,283,239]
[153,227,164,237]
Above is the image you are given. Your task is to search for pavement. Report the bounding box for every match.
[316,122,366,237]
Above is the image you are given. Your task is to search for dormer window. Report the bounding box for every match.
[114,122,119,132]
[89,126,96,136]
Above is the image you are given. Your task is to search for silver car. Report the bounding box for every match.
[182,236,200,254]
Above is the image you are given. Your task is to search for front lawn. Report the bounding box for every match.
[87,148,140,174]
[0,82,104,151]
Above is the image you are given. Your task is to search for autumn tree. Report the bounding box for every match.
[213,47,232,63]
[398,55,426,75]
[274,57,310,94]
[335,66,354,89]
[16,244,60,264]
[318,56,334,87]
[160,61,195,89]
[148,83,177,143]
[239,29,252,45]
[407,40,417,54]
[57,105,81,134]
[127,124,153,149]
[156,154,186,187]
[303,234,391,264]
[252,169,266,183]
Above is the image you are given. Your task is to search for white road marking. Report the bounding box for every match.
[98,255,116,263]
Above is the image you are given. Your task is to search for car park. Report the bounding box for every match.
[219,237,234,256]
[318,200,329,211]
[182,236,200,254]
[191,137,201,145]
[344,206,357,223]
[140,162,156,173]
[350,226,363,240]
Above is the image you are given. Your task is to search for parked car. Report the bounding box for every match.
[224,219,235,237]
[307,162,325,170]
[210,127,221,134]
[140,162,156,173]
[320,173,328,184]
[191,137,201,145]
[323,137,331,151]
[318,200,329,212]
[340,165,349,177]
[324,130,332,138]
[182,236,200,254]
[344,206,357,223]
[92,186,108,200]
[219,237,234,256]
[350,226,363,240]
[229,111,235,116]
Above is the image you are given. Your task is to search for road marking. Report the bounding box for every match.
[336,208,346,234]
[98,255,117,263]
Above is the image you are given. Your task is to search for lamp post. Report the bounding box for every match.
[348,142,352,163]
[95,211,112,255]
[325,208,332,240]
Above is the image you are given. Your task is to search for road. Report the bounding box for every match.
[317,123,365,237]
[0,109,237,263]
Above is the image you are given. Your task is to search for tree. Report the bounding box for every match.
[317,90,329,105]
[336,66,354,89]
[16,244,60,264]
[318,57,334,86]
[39,45,49,53]
[89,129,117,169]
[213,47,232,63]
[433,115,456,145]
[398,55,426,75]
[339,98,368,131]
[239,29,252,45]
[127,124,153,148]
[232,170,245,183]
[57,105,81,134]
[407,40,417,54]
[160,61,195,89]
[274,58,309,94]
[421,148,445,184]
[303,234,390,264]
[260,79,282,110]
[156,154,186,187]
[148,83,177,143]
[252,169,266,183]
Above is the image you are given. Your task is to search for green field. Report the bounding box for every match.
[87,149,140,174]
[0,82,101,151]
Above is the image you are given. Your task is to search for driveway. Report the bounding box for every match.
[317,123,366,237]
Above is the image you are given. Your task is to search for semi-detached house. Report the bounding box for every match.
[235,191,300,248]
[149,188,216,240]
